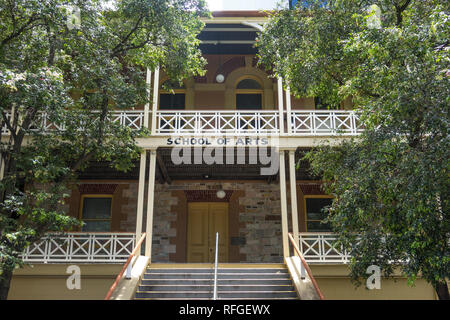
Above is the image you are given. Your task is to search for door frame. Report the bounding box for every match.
[186,202,229,263]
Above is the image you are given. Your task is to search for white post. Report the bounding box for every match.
[135,151,147,242]
[145,149,157,259]
[0,154,4,181]
[151,67,160,134]
[285,84,292,134]
[279,150,290,259]
[126,261,133,279]
[288,150,299,251]
[144,68,152,128]
[277,78,284,134]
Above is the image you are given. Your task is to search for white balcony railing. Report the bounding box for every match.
[290,110,364,136]
[1,111,145,135]
[299,232,351,264]
[19,232,349,264]
[21,232,136,263]
[157,110,279,135]
[1,109,363,136]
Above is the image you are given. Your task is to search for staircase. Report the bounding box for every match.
[134,264,298,300]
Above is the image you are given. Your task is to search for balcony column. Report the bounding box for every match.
[285,84,292,135]
[277,78,284,134]
[150,67,160,135]
[144,68,152,128]
[145,148,157,259]
[288,149,300,250]
[135,151,147,242]
[279,149,290,259]
[0,155,4,180]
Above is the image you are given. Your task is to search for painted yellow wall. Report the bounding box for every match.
[8,264,122,300]
[310,265,437,300]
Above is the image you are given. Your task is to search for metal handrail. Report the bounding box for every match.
[213,232,219,300]
[105,232,146,300]
[288,232,325,300]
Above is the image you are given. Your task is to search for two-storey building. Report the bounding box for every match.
[6,4,437,300]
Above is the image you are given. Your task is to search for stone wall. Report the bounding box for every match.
[148,181,285,263]
[68,180,288,263]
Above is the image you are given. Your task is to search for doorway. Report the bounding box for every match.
[187,202,229,263]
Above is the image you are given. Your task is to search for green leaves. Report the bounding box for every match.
[259,1,449,297]
[0,0,208,298]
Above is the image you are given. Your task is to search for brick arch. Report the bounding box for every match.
[225,66,272,90]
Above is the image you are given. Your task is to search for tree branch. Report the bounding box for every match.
[0,14,41,48]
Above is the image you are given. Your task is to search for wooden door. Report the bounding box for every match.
[187,202,229,263]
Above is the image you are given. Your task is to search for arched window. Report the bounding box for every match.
[235,78,263,110]
[159,80,186,110]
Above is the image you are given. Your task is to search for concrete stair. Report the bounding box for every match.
[134,264,299,300]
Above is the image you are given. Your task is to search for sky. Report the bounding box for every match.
[206,0,286,11]
[206,0,222,11]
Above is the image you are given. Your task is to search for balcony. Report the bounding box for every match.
[299,232,351,264]
[20,232,348,264]
[21,232,136,263]
[2,110,363,137]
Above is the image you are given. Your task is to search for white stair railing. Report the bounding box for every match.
[213,232,219,300]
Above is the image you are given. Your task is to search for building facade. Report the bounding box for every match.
[6,10,437,300]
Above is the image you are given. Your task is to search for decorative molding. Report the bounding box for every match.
[78,183,118,194]
[184,190,234,202]
[298,183,326,195]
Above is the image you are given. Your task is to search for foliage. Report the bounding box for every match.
[258,0,449,298]
[0,0,208,299]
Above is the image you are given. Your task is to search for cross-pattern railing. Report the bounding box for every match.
[21,232,136,263]
[299,232,351,264]
[1,109,363,136]
[157,110,279,135]
[1,111,145,135]
[290,110,364,136]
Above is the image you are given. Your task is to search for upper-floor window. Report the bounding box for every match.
[80,195,112,232]
[236,78,263,110]
[160,81,185,110]
[304,196,333,232]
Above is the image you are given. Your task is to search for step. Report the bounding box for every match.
[140,279,293,286]
[134,291,298,299]
[142,273,291,280]
[145,268,289,274]
[138,285,295,292]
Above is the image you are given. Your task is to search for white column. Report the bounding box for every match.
[0,156,4,181]
[144,69,152,128]
[285,84,292,134]
[151,67,160,134]
[135,151,147,242]
[288,150,299,250]
[277,77,284,134]
[145,149,157,259]
[279,150,290,259]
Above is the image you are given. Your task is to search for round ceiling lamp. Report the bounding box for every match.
[216,187,226,199]
[216,74,225,83]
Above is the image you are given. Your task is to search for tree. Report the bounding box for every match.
[257,0,449,299]
[0,0,208,300]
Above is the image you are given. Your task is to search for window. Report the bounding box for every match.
[236,78,263,110]
[159,80,186,110]
[80,195,112,232]
[305,197,333,232]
